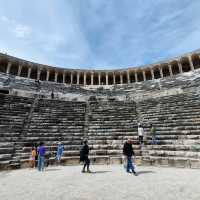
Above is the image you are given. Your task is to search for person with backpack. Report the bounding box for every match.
[80,140,91,173]
[123,139,137,175]
[56,142,64,164]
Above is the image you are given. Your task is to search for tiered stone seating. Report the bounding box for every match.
[137,93,200,168]
[87,99,139,164]
[20,99,86,167]
[0,93,34,169]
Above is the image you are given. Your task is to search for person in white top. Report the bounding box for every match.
[138,124,144,145]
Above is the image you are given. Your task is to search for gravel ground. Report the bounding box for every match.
[0,165,200,200]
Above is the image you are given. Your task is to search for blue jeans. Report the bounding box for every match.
[151,135,157,145]
[127,156,135,173]
[38,156,45,171]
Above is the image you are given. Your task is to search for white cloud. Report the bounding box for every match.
[14,24,31,38]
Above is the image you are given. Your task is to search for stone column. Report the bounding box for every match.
[17,65,22,76]
[54,72,58,82]
[98,73,101,85]
[77,72,80,85]
[143,71,146,81]
[177,60,183,73]
[37,69,41,80]
[127,70,130,84]
[63,72,66,84]
[151,69,154,80]
[28,67,32,78]
[134,71,138,82]
[113,72,116,85]
[91,72,94,85]
[84,72,86,85]
[70,72,73,84]
[6,62,12,74]
[159,66,163,78]
[46,70,50,81]
[188,55,194,71]
[168,64,173,77]
[106,72,108,85]
[120,72,123,84]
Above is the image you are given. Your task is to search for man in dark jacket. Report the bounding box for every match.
[123,139,137,175]
[80,140,91,173]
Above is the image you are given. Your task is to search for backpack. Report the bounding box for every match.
[80,147,85,161]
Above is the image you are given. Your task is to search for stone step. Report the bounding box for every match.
[141,156,200,168]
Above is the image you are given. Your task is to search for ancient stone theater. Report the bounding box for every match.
[0,49,200,170]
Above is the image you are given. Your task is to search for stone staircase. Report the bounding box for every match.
[20,98,86,167]
[0,93,34,169]
[1,90,200,170]
[137,93,200,168]
[87,98,140,164]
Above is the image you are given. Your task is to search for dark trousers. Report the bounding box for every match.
[139,136,143,145]
[83,156,90,171]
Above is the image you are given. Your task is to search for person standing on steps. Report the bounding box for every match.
[138,124,144,146]
[123,139,137,175]
[150,124,157,145]
[56,142,64,165]
[37,142,46,171]
[51,90,54,99]
[80,140,91,173]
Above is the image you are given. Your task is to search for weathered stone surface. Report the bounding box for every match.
[0,69,200,170]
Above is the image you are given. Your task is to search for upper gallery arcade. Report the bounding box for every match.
[0,50,200,86]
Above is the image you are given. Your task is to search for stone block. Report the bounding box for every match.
[190,159,200,169]
[20,159,30,168]
[154,157,169,166]
[110,157,122,164]
[134,157,142,166]
[168,158,190,168]
[61,157,80,165]
[90,156,110,165]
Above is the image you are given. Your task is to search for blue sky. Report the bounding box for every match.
[0,0,200,69]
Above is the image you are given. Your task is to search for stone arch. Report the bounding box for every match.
[180,57,190,72]
[48,70,55,82]
[65,72,71,84]
[20,65,28,77]
[79,72,84,85]
[153,66,161,79]
[72,72,77,84]
[191,54,200,69]
[162,64,170,77]
[115,72,120,84]
[129,70,135,83]
[9,62,18,75]
[108,72,113,85]
[0,59,8,73]
[145,69,152,80]
[93,73,98,85]
[137,71,143,82]
[171,61,179,75]
[100,72,106,85]
[57,72,63,83]
[30,67,37,79]
[40,69,47,81]
[86,72,91,85]
[122,71,128,84]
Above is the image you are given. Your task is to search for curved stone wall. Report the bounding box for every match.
[0,50,200,86]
